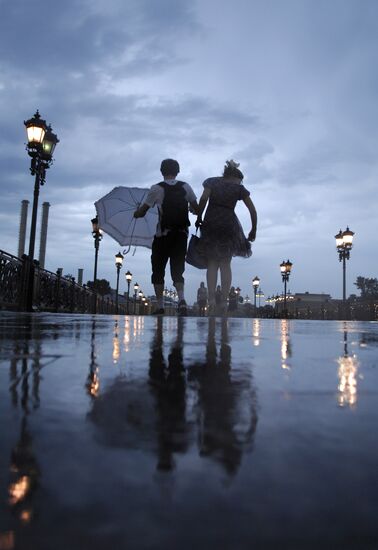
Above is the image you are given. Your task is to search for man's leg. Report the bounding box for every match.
[151,236,169,313]
[168,231,188,315]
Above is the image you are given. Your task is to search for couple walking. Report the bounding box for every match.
[133,158,257,315]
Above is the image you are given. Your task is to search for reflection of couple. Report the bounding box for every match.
[134,158,257,316]
[89,317,258,477]
[147,317,258,475]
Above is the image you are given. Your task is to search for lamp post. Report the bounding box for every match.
[280,260,293,318]
[24,111,59,310]
[252,276,260,311]
[125,270,132,314]
[133,282,139,314]
[115,251,124,314]
[91,216,103,313]
[335,227,355,318]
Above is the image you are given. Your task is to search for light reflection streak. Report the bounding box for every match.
[112,321,120,363]
[337,329,359,408]
[252,319,260,347]
[123,317,130,352]
[87,320,100,398]
[8,476,31,505]
[0,531,15,550]
[280,319,292,370]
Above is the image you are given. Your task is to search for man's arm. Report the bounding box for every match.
[189,200,200,216]
[134,203,150,218]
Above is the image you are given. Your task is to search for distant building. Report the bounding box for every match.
[274,292,334,319]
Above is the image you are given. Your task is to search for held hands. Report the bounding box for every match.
[248,229,256,242]
[195,216,202,229]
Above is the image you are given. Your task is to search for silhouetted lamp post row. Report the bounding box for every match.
[280,259,293,318]
[24,111,59,311]
[115,251,124,313]
[335,227,355,313]
[125,270,132,314]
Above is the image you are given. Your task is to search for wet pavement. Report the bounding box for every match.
[0,312,377,550]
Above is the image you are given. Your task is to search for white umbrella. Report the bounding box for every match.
[95,186,158,249]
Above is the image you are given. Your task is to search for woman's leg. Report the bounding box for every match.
[219,258,232,304]
[206,259,219,305]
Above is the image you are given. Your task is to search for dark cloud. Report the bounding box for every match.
[1,0,378,302]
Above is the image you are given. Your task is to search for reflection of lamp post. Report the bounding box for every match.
[115,251,124,314]
[337,326,358,408]
[335,227,355,318]
[125,270,132,314]
[280,260,293,318]
[91,216,103,314]
[24,111,59,311]
[252,276,260,310]
[133,282,139,314]
[257,289,264,308]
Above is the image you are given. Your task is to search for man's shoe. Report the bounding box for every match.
[177,300,187,316]
[152,308,165,315]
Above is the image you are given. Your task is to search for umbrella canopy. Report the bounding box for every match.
[95,186,158,249]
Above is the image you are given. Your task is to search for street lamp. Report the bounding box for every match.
[24,110,59,310]
[115,251,124,314]
[335,227,355,317]
[252,276,260,310]
[125,270,132,314]
[91,216,103,313]
[133,282,139,314]
[280,260,293,318]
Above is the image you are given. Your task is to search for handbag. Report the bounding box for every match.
[186,232,207,269]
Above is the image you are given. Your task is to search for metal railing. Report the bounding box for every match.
[0,249,128,314]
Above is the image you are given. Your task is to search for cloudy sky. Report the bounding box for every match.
[1,0,377,304]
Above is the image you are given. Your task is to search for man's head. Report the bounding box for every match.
[160,158,180,178]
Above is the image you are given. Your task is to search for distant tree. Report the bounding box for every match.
[354,276,378,299]
[86,279,111,296]
[63,273,74,281]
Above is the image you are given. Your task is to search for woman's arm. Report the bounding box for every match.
[196,188,211,225]
[243,196,257,241]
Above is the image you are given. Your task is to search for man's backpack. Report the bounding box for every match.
[158,181,190,231]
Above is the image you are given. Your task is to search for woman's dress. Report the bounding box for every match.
[200,177,252,261]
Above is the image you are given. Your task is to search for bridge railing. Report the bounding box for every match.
[0,250,128,314]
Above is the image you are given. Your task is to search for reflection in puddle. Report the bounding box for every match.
[112,320,120,363]
[337,328,359,409]
[86,321,100,398]
[252,319,260,346]
[0,531,15,550]
[280,319,292,370]
[88,317,258,479]
[6,334,42,540]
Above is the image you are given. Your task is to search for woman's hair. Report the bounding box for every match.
[223,159,244,180]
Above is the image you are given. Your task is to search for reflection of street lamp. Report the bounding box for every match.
[24,111,59,311]
[337,326,358,408]
[280,260,293,318]
[252,276,260,310]
[257,289,264,308]
[133,282,139,314]
[115,251,124,314]
[335,227,355,318]
[125,270,132,314]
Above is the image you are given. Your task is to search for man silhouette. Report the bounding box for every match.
[134,159,198,315]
